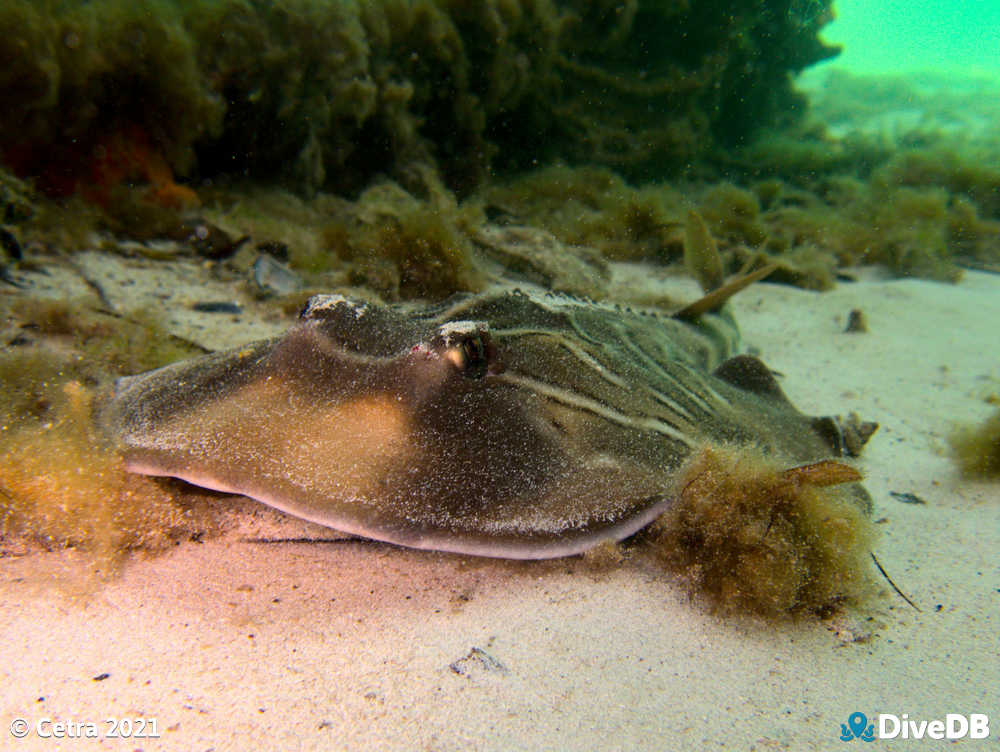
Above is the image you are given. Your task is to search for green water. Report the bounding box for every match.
[819,0,1000,76]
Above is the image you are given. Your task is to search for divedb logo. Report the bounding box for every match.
[840,712,991,742]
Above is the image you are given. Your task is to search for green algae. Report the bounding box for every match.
[0,0,221,190]
[718,148,998,283]
[698,183,769,248]
[19,0,995,292]
[0,296,204,440]
[723,70,1000,282]
[1,0,837,198]
[875,149,1000,220]
[7,297,202,377]
[949,409,1000,480]
[339,180,485,300]
[482,165,686,262]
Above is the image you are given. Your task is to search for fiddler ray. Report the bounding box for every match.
[103,215,876,559]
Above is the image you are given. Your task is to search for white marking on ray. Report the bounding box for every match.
[551,336,630,389]
[492,327,629,389]
[302,293,369,318]
[670,358,734,412]
[498,371,694,446]
[611,321,716,417]
[438,320,483,335]
[641,383,700,423]
[567,315,607,348]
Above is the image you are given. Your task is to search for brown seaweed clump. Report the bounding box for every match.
[948,409,1000,479]
[482,164,687,262]
[6,297,203,378]
[0,382,194,571]
[0,297,217,571]
[334,180,485,300]
[650,444,877,616]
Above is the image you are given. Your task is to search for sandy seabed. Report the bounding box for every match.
[1,265,998,751]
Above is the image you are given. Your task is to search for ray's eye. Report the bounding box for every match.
[445,332,499,379]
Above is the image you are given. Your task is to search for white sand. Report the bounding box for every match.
[2,268,998,751]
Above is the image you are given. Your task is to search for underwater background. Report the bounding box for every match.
[818,0,1000,75]
[0,2,998,749]
[1,0,997,304]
